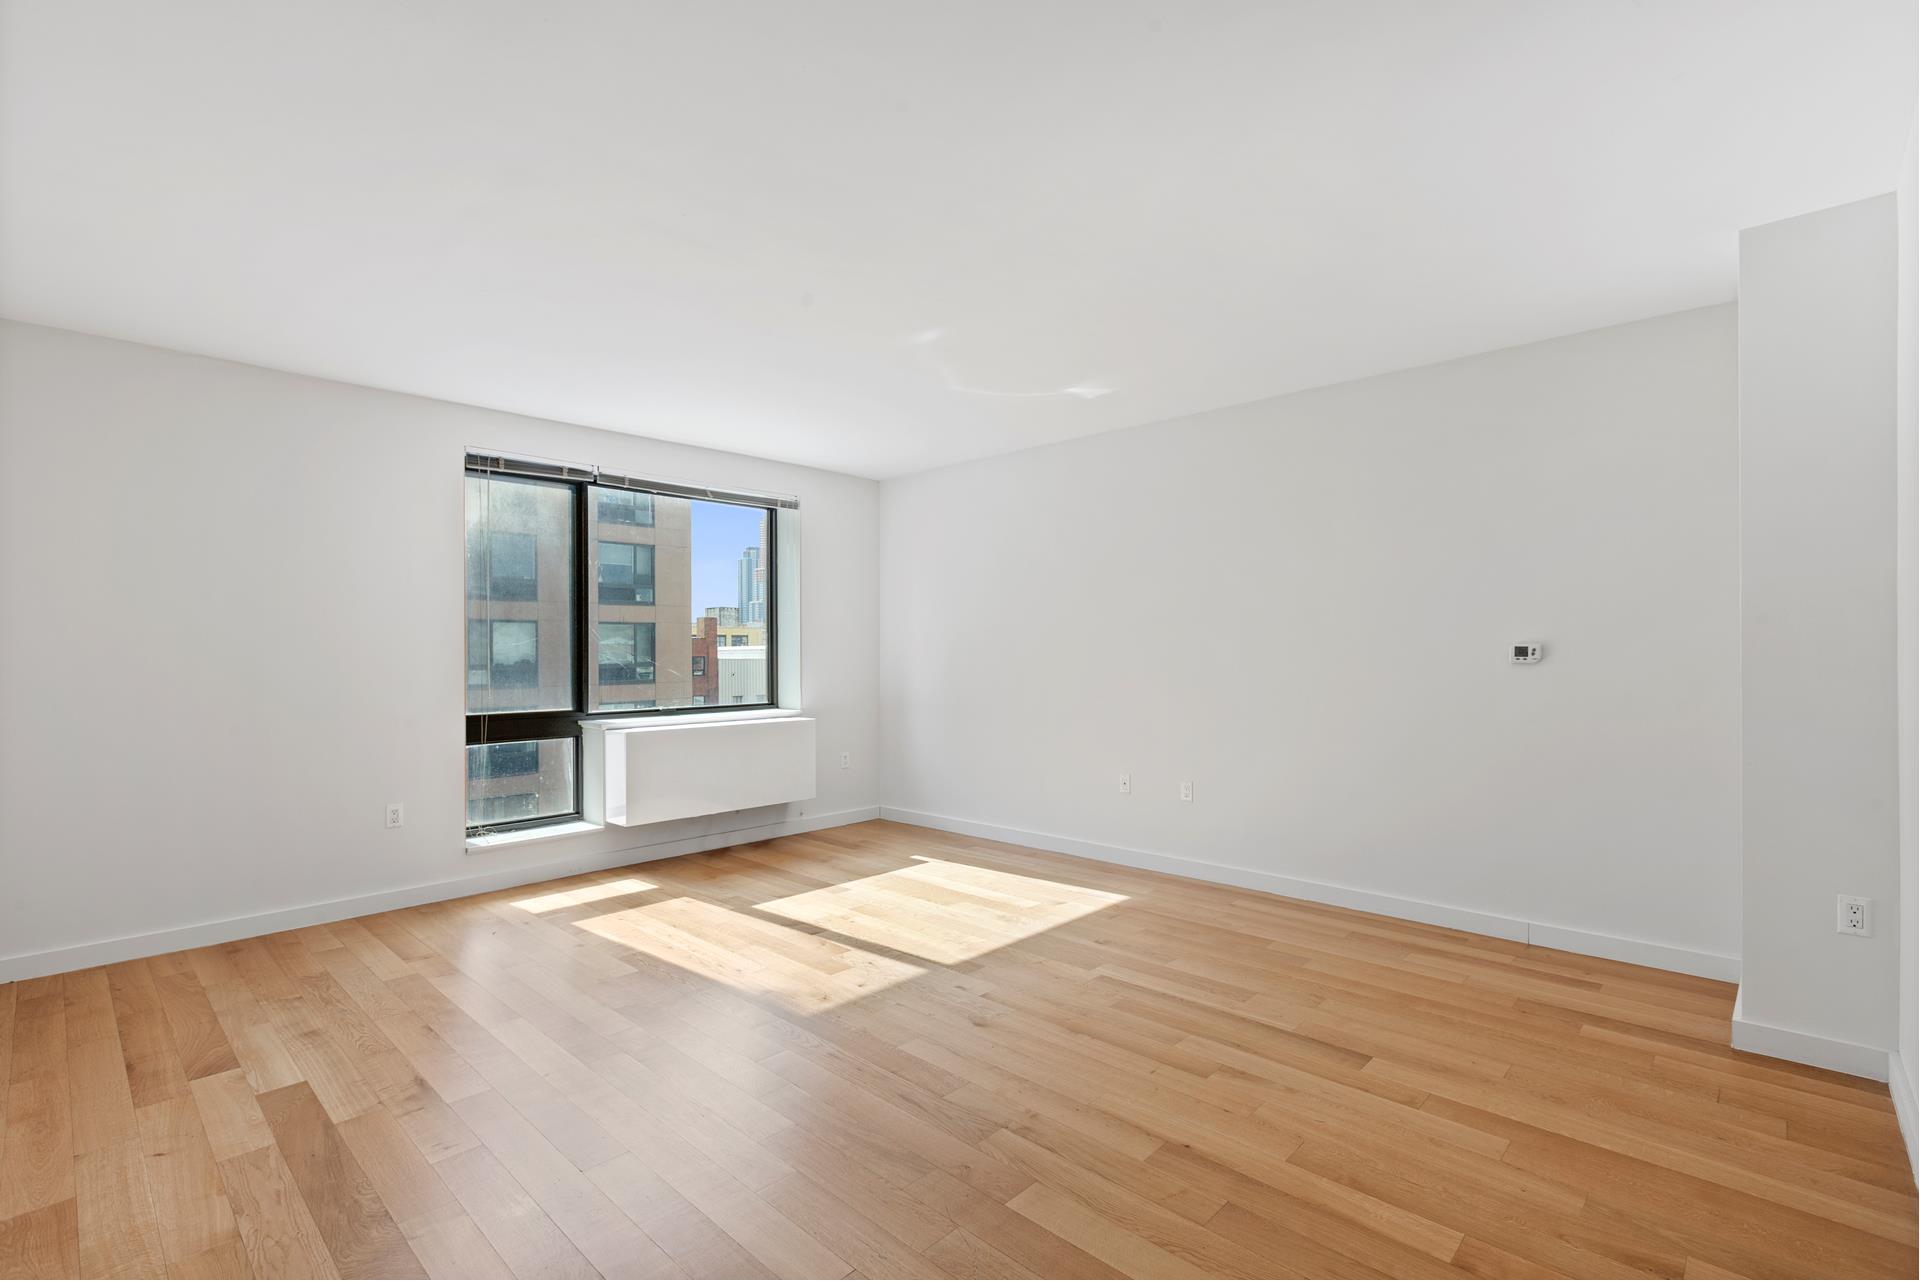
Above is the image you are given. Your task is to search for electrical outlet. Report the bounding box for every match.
[838,751,850,769]
[1179,780,1194,802]
[384,802,404,829]
[1836,895,1872,936]
[1119,773,1131,795]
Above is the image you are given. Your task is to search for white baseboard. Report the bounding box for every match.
[0,805,880,984]
[1729,987,1891,1081]
[879,807,1740,981]
[1889,1051,1917,1172]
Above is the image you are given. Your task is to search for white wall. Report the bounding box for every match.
[1739,195,1900,1070]
[1897,121,1919,1147]
[0,322,882,978]
[880,305,1741,974]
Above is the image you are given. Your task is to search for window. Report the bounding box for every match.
[466,619,538,689]
[598,622,655,685]
[464,459,784,835]
[598,489,654,526]
[597,541,655,605]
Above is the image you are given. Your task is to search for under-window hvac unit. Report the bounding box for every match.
[584,715,816,826]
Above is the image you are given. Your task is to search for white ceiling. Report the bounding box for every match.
[1,1,1913,479]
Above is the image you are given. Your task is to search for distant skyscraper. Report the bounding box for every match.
[737,512,768,625]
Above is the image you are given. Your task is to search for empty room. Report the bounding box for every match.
[2,1,1918,1278]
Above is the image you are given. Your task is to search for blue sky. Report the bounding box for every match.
[689,500,764,616]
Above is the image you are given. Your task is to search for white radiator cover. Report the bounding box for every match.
[585,715,816,827]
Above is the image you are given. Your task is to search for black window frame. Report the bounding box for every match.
[465,463,781,837]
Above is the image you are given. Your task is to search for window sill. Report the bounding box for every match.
[465,818,602,853]
[584,707,799,732]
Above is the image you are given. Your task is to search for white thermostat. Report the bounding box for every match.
[1510,643,1543,664]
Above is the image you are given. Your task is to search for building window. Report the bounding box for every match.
[597,541,656,605]
[488,531,538,600]
[477,741,540,776]
[465,460,783,835]
[597,622,656,685]
[467,619,539,689]
[465,528,539,602]
[598,489,654,526]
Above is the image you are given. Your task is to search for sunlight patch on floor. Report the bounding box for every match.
[755,857,1128,965]
[575,895,927,1012]
[511,876,658,913]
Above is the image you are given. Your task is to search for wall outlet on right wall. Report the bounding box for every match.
[1835,894,1872,936]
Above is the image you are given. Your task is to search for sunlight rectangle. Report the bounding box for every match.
[756,858,1127,965]
[511,876,658,913]
[575,896,926,1012]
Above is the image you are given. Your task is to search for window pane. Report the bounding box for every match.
[481,741,541,776]
[466,474,573,713]
[587,485,772,713]
[466,739,576,828]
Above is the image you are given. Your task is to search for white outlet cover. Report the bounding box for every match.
[1836,895,1872,936]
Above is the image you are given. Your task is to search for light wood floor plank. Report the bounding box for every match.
[0,991,73,1221]
[431,1143,597,1280]
[215,1144,338,1280]
[72,1138,163,1279]
[256,1083,421,1280]
[0,1198,78,1280]
[133,1096,240,1272]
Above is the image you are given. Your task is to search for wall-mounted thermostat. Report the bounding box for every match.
[1510,643,1543,664]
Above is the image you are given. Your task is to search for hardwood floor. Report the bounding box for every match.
[0,818,1913,1279]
